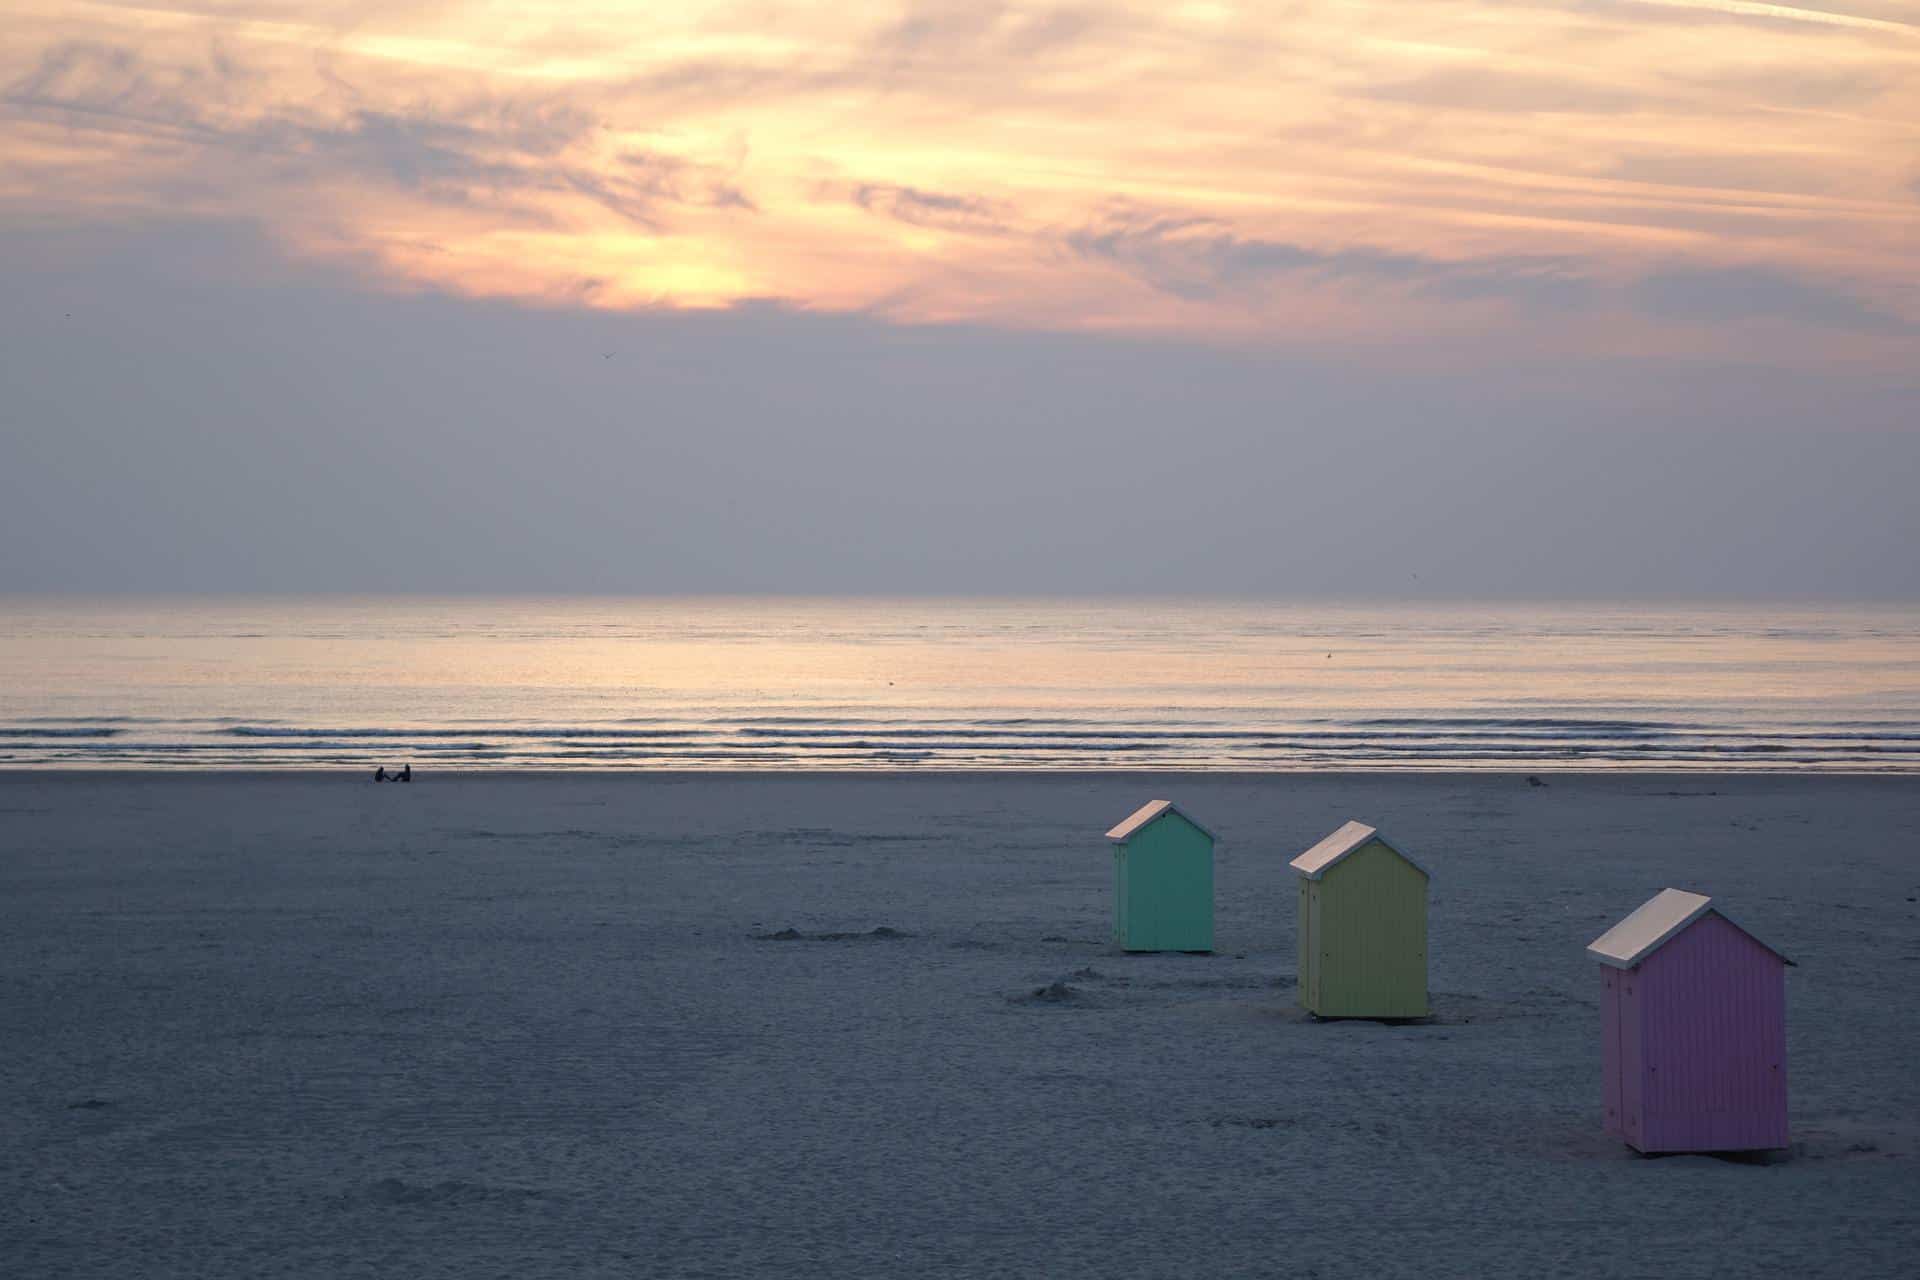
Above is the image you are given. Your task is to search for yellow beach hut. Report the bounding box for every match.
[1291,820,1429,1019]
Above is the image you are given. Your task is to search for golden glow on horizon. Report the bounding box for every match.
[3,1,1916,355]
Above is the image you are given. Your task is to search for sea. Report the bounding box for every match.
[1,596,1916,772]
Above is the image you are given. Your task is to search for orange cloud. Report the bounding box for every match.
[2,1,1915,357]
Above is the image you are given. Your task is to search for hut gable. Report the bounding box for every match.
[1105,799,1215,844]
[1288,820,1428,881]
[1587,888,1793,971]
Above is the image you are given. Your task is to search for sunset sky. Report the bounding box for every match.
[8,0,1917,352]
[2,2,1917,594]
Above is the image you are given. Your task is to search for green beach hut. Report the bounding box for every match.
[1104,800,1215,953]
[1291,820,1429,1018]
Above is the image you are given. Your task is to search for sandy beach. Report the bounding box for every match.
[3,771,1917,1278]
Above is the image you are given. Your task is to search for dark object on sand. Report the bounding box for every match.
[751,925,911,942]
[1527,775,1548,787]
[398,764,411,782]
[373,766,388,782]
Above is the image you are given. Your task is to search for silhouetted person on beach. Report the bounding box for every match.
[373,766,388,782]
[398,764,411,782]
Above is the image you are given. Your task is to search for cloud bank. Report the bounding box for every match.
[2,1,1915,357]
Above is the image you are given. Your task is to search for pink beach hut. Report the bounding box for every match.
[1587,888,1793,1154]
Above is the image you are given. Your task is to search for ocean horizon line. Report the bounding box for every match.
[5,590,1920,608]
[4,597,1915,773]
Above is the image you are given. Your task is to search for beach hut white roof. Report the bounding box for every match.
[1586,888,1794,970]
[1289,820,1428,881]
[1105,800,1215,843]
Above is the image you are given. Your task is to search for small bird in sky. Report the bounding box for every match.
[601,352,615,360]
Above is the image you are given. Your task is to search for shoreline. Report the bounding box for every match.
[7,766,1920,781]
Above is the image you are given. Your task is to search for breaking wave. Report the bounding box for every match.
[4,713,1917,771]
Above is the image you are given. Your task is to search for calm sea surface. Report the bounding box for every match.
[1,597,1916,772]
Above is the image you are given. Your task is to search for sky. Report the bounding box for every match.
[2,1,1917,597]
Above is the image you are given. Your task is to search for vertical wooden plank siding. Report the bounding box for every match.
[1113,848,1128,947]
[1630,913,1789,1152]
[1619,968,1645,1149]
[1116,813,1213,952]
[1297,881,1315,1010]
[1308,840,1428,1018]
[1308,885,1324,1010]
[1601,968,1623,1136]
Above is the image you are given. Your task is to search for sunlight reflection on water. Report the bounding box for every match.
[1,597,1916,770]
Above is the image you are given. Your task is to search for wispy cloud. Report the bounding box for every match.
[1063,211,1579,303]
[1367,67,1652,114]
[3,36,757,268]
[1,1,1914,353]
[1068,206,1907,334]
[1606,1,1920,35]
[849,183,1013,235]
